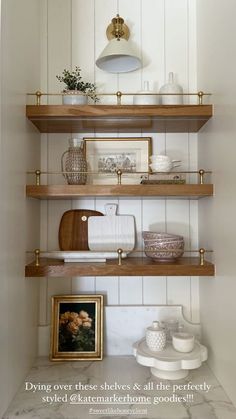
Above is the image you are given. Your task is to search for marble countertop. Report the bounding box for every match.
[3,356,236,419]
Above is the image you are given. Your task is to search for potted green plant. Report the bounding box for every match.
[56,66,99,105]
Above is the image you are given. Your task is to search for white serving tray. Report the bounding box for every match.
[44,251,127,263]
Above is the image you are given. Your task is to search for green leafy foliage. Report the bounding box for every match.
[56,66,99,102]
[59,325,95,352]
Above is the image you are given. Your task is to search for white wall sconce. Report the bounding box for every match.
[96,14,141,73]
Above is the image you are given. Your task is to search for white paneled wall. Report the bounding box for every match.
[39,0,199,334]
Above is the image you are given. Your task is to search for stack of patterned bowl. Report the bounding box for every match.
[142,232,184,262]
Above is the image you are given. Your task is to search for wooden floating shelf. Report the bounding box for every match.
[26,184,213,200]
[26,104,213,133]
[25,257,215,277]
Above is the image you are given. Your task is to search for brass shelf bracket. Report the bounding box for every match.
[116,91,122,105]
[35,170,41,186]
[116,169,123,185]
[34,249,40,266]
[199,169,205,184]
[117,248,123,266]
[35,90,42,106]
[199,248,205,265]
[198,91,204,105]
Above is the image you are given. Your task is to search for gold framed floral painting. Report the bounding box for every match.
[50,295,103,361]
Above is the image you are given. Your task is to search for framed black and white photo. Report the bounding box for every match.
[84,137,152,184]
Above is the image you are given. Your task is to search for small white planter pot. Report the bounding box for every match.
[62,91,88,105]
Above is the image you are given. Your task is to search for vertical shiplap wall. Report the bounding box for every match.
[39,0,199,336]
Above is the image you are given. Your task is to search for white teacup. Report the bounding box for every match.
[150,161,181,172]
[150,154,171,163]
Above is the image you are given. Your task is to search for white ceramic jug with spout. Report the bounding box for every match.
[159,72,183,105]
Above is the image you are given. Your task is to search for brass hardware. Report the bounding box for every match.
[81,216,87,222]
[116,169,122,185]
[199,169,205,184]
[27,169,212,176]
[27,248,213,255]
[116,91,122,105]
[35,90,42,105]
[199,248,205,265]
[106,14,130,41]
[117,248,123,266]
[34,249,40,266]
[27,91,212,106]
[35,170,41,185]
[198,91,204,105]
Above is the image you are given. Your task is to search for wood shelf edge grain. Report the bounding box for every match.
[26,184,214,199]
[26,104,213,133]
[25,257,215,277]
[26,104,213,117]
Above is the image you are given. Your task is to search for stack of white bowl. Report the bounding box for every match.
[149,155,181,173]
[142,232,184,262]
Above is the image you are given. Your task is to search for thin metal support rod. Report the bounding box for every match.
[116,169,122,185]
[35,249,40,266]
[199,169,205,185]
[199,248,205,265]
[35,170,41,186]
[117,248,123,265]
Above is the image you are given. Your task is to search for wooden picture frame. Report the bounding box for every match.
[84,137,152,185]
[50,295,103,361]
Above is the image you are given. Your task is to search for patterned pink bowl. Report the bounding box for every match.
[143,231,184,262]
[142,231,183,240]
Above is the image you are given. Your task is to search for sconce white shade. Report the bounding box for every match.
[96,38,141,73]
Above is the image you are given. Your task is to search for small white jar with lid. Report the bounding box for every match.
[146,321,166,352]
[172,332,195,353]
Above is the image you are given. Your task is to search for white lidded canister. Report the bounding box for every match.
[146,321,166,352]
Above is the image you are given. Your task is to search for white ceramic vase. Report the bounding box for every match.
[62,90,88,105]
[133,81,158,105]
[159,72,183,105]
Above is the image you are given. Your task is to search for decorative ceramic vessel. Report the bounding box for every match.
[150,154,181,172]
[142,232,183,240]
[150,161,181,172]
[172,332,195,353]
[133,81,158,105]
[159,72,183,105]
[62,90,88,105]
[61,138,87,185]
[142,232,184,262]
[146,321,166,352]
[150,154,171,162]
